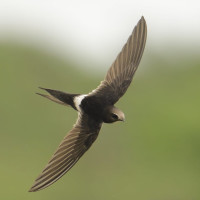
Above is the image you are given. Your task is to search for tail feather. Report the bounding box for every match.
[36,92,67,106]
[37,87,79,110]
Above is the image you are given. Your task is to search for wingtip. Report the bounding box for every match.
[140,16,146,24]
[28,184,44,192]
[28,187,35,192]
[138,16,147,34]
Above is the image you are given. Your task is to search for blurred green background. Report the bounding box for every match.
[0,39,200,200]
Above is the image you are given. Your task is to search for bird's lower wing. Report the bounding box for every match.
[90,17,147,104]
[29,113,102,192]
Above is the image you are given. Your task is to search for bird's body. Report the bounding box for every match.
[29,16,147,192]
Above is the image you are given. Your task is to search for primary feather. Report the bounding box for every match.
[90,16,147,104]
[29,113,102,192]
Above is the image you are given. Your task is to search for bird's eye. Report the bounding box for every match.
[111,113,118,120]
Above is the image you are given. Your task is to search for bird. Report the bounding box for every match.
[29,16,147,192]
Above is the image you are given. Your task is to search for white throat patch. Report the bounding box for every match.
[74,94,87,112]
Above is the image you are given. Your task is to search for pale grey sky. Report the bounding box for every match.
[0,0,199,66]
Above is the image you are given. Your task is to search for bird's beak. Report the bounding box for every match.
[118,115,125,122]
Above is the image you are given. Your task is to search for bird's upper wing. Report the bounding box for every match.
[89,17,147,104]
[29,113,102,192]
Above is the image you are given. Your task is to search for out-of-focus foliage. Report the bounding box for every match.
[0,42,200,200]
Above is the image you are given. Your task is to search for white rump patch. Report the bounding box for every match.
[74,94,87,112]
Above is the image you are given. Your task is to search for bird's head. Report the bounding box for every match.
[103,106,125,123]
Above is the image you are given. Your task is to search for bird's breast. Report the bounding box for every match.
[80,95,106,120]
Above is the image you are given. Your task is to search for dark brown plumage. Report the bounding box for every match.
[29,16,147,192]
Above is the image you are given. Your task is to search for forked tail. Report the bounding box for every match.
[36,87,79,110]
